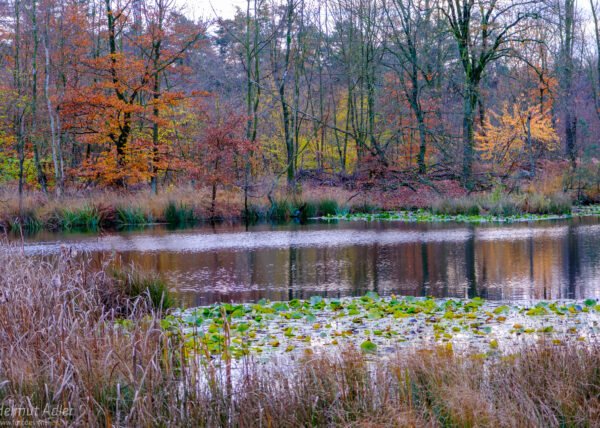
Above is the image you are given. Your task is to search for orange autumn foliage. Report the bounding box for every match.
[57,0,203,187]
[476,103,559,174]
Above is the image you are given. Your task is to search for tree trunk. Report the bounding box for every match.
[44,23,63,196]
[151,38,162,195]
[563,0,577,169]
[462,83,478,188]
[278,0,295,188]
[31,0,48,193]
[527,112,535,177]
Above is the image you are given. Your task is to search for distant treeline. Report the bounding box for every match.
[0,0,598,201]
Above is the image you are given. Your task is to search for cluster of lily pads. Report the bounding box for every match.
[321,210,576,224]
[574,205,600,216]
[321,204,600,224]
[160,293,600,361]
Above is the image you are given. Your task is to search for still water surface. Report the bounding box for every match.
[18,218,600,305]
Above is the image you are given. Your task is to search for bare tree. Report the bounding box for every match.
[559,0,577,169]
[383,0,439,173]
[441,0,539,187]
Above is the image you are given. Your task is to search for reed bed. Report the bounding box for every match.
[0,246,598,426]
[0,185,353,231]
[0,183,580,233]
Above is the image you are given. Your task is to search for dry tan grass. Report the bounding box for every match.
[0,183,354,229]
[0,184,252,226]
[0,245,598,426]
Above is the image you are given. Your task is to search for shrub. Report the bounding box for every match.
[487,199,519,217]
[480,193,519,217]
[521,193,550,214]
[564,162,600,203]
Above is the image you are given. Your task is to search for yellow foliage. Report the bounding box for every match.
[476,103,559,173]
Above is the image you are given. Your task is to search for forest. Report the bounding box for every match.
[0,0,599,222]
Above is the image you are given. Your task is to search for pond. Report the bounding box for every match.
[16,217,600,306]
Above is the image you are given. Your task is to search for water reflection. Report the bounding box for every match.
[16,218,600,305]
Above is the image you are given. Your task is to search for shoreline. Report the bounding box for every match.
[4,201,600,234]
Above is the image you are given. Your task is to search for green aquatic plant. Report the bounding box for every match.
[61,205,104,229]
[317,199,339,216]
[242,204,264,221]
[10,211,43,232]
[110,266,175,311]
[171,294,600,361]
[116,206,151,225]
[360,340,377,353]
[323,209,573,224]
[164,201,195,226]
[295,200,317,221]
[269,199,293,220]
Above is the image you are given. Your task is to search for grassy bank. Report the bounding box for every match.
[1,184,596,232]
[0,247,599,426]
[0,185,349,233]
